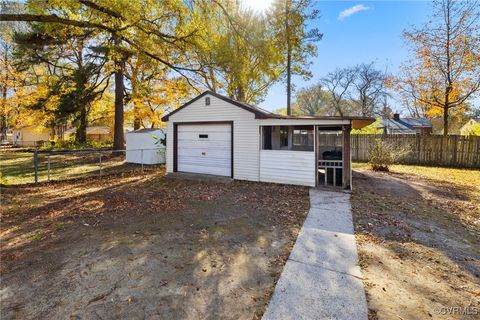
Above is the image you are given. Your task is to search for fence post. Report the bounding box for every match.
[141,149,144,173]
[99,153,102,176]
[33,148,38,184]
[47,154,50,182]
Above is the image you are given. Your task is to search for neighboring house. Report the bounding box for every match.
[12,125,51,147]
[64,126,111,141]
[460,118,480,136]
[377,114,432,135]
[161,91,374,189]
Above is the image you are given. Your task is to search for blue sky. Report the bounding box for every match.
[259,0,433,112]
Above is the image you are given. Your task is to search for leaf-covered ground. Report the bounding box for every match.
[1,170,309,319]
[351,164,480,320]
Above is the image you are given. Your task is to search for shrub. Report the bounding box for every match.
[0,172,8,185]
[368,138,411,172]
[43,137,112,150]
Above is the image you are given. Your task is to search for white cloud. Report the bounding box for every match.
[338,4,370,20]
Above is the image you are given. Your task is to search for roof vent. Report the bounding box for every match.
[205,97,210,106]
[393,113,400,121]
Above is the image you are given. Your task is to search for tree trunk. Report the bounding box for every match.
[443,105,449,136]
[1,45,8,141]
[287,48,291,115]
[114,61,125,149]
[133,115,141,130]
[236,85,245,102]
[285,0,291,116]
[133,97,140,130]
[131,66,141,130]
[76,106,87,143]
[113,34,125,150]
[443,1,451,137]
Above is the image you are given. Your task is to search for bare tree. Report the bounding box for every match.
[320,67,356,116]
[352,62,388,116]
[377,95,393,119]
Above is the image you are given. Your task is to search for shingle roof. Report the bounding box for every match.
[377,119,414,133]
[401,118,432,127]
[377,117,432,133]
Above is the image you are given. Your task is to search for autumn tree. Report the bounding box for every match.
[269,0,322,114]
[0,0,26,139]
[294,84,333,116]
[13,22,111,143]
[185,1,284,104]
[397,0,480,135]
[126,53,191,129]
[1,0,203,149]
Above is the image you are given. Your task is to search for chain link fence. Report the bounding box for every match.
[0,148,165,185]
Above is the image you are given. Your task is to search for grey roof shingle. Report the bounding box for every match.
[377,117,432,133]
[401,118,432,127]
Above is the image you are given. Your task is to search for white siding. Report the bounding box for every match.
[166,93,260,181]
[13,129,50,147]
[260,150,316,186]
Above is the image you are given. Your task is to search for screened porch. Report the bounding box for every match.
[260,125,351,188]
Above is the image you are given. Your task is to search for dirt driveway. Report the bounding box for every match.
[351,164,480,319]
[0,171,309,319]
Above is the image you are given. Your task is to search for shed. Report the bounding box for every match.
[162,91,374,189]
[12,125,50,147]
[126,128,166,164]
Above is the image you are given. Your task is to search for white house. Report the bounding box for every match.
[12,125,50,147]
[126,128,166,164]
[162,91,373,189]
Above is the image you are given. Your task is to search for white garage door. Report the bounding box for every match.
[177,124,232,177]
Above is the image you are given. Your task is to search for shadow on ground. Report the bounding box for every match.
[351,168,480,320]
[1,171,309,319]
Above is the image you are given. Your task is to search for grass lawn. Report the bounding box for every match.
[1,148,158,185]
[351,163,480,319]
[0,170,309,319]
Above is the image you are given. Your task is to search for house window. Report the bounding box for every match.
[280,126,289,147]
[261,125,314,151]
[262,126,272,150]
[199,134,208,139]
[205,97,210,105]
[292,126,314,151]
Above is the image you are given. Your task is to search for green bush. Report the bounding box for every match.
[368,138,411,172]
[0,171,8,185]
[43,137,112,150]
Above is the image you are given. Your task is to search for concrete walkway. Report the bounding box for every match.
[262,189,368,320]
